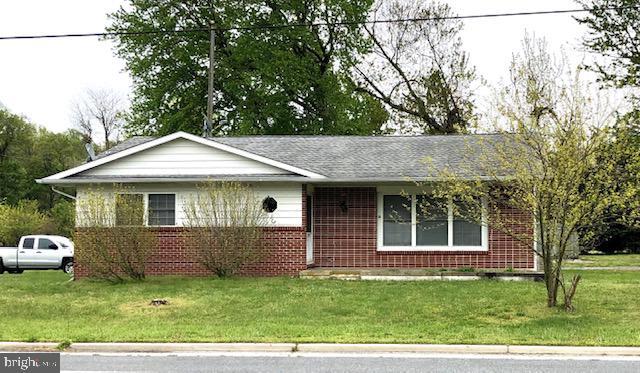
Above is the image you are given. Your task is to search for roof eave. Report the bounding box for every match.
[37,175,513,185]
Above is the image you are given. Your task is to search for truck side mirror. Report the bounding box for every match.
[49,244,58,250]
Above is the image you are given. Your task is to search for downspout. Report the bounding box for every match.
[51,187,76,201]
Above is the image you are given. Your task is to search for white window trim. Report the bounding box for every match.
[147,193,177,227]
[115,192,177,227]
[376,192,489,252]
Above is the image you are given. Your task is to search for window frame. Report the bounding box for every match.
[376,190,488,252]
[147,193,177,227]
[113,192,177,227]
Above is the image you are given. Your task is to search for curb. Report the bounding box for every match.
[296,343,508,354]
[1,342,640,356]
[0,342,59,352]
[68,343,295,353]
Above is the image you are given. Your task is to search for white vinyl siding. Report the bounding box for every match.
[76,183,303,227]
[79,138,293,177]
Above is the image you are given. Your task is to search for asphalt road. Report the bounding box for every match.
[60,352,640,373]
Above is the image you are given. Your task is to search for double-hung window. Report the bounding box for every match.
[378,192,488,251]
[113,193,176,226]
[148,194,176,226]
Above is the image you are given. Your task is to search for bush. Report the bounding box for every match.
[74,188,156,282]
[592,222,640,254]
[49,200,75,238]
[182,181,267,277]
[0,200,51,246]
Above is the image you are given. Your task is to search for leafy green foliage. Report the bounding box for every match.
[75,187,157,282]
[576,0,640,89]
[0,108,85,241]
[108,0,387,136]
[50,200,76,239]
[0,201,52,246]
[0,109,86,208]
[422,36,640,310]
[583,110,640,253]
[182,181,266,277]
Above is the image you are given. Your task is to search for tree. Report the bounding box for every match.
[353,0,476,134]
[0,201,52,246]
[107,0,387,136]
[418,36,639,311]
[182,181,267,277]
[28,128,86,209]
[71,89,125,149]
[0,109,36,205]
[575,1,640,253]
[581,110,640,254]
[576,0,640,90]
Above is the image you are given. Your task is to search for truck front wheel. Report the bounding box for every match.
[0,259,4,274]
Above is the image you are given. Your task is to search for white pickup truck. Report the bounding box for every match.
[0,235,74,274]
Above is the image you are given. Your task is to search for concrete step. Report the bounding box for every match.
[300,268,544,281]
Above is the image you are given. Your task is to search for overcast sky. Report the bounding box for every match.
[0,0,593,133]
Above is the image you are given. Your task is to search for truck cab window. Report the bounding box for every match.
[38,238,57,250]
[22,238,35,249]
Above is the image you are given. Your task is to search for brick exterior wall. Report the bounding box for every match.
[74,185,534,278]
[74,226,307,278]
[74,187,308,278]
[311,187,535,270]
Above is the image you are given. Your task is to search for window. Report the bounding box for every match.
[416,196,448,246]
[148,194,176,226]
[378,193,487,251]
[115,194,144,226]
[38,238,57,250]
[306,197,313,233]
[383,195,412,246]
[22,238,34,249]
[453,200,482,247]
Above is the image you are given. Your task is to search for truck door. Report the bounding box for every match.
[36,237,61,268]
[17,237,37,268]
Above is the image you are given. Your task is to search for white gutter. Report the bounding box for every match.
[37,175,514,185]
[51,187,76,200]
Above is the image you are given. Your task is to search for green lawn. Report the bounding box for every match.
[0,270,639,346]
[565,254,640,268]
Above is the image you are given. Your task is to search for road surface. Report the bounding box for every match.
[60,352,640,372]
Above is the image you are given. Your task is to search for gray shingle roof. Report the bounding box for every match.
[95,134,512,180]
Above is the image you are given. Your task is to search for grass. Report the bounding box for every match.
[565,254,640,268]
[0,271,639,346]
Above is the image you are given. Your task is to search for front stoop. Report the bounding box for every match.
[299,268,544,281]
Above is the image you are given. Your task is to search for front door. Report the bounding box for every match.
[306,195,314,265]
[36,237,61,267]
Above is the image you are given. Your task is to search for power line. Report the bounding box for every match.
[0,5,637,41]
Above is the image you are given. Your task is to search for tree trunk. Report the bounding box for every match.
[563,274,581,312]
[546,277,558,307]
[543,255,559,307]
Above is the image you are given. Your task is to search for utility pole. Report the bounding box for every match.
[204,2,215,137]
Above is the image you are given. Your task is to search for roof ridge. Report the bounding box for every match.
[211,133,509,139]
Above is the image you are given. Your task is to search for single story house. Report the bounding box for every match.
[39,131,536,277]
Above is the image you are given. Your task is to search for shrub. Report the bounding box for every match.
[0,200,51,246]
[74,187,156,282]
[182,181,267,277]
[49,200,76,238]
